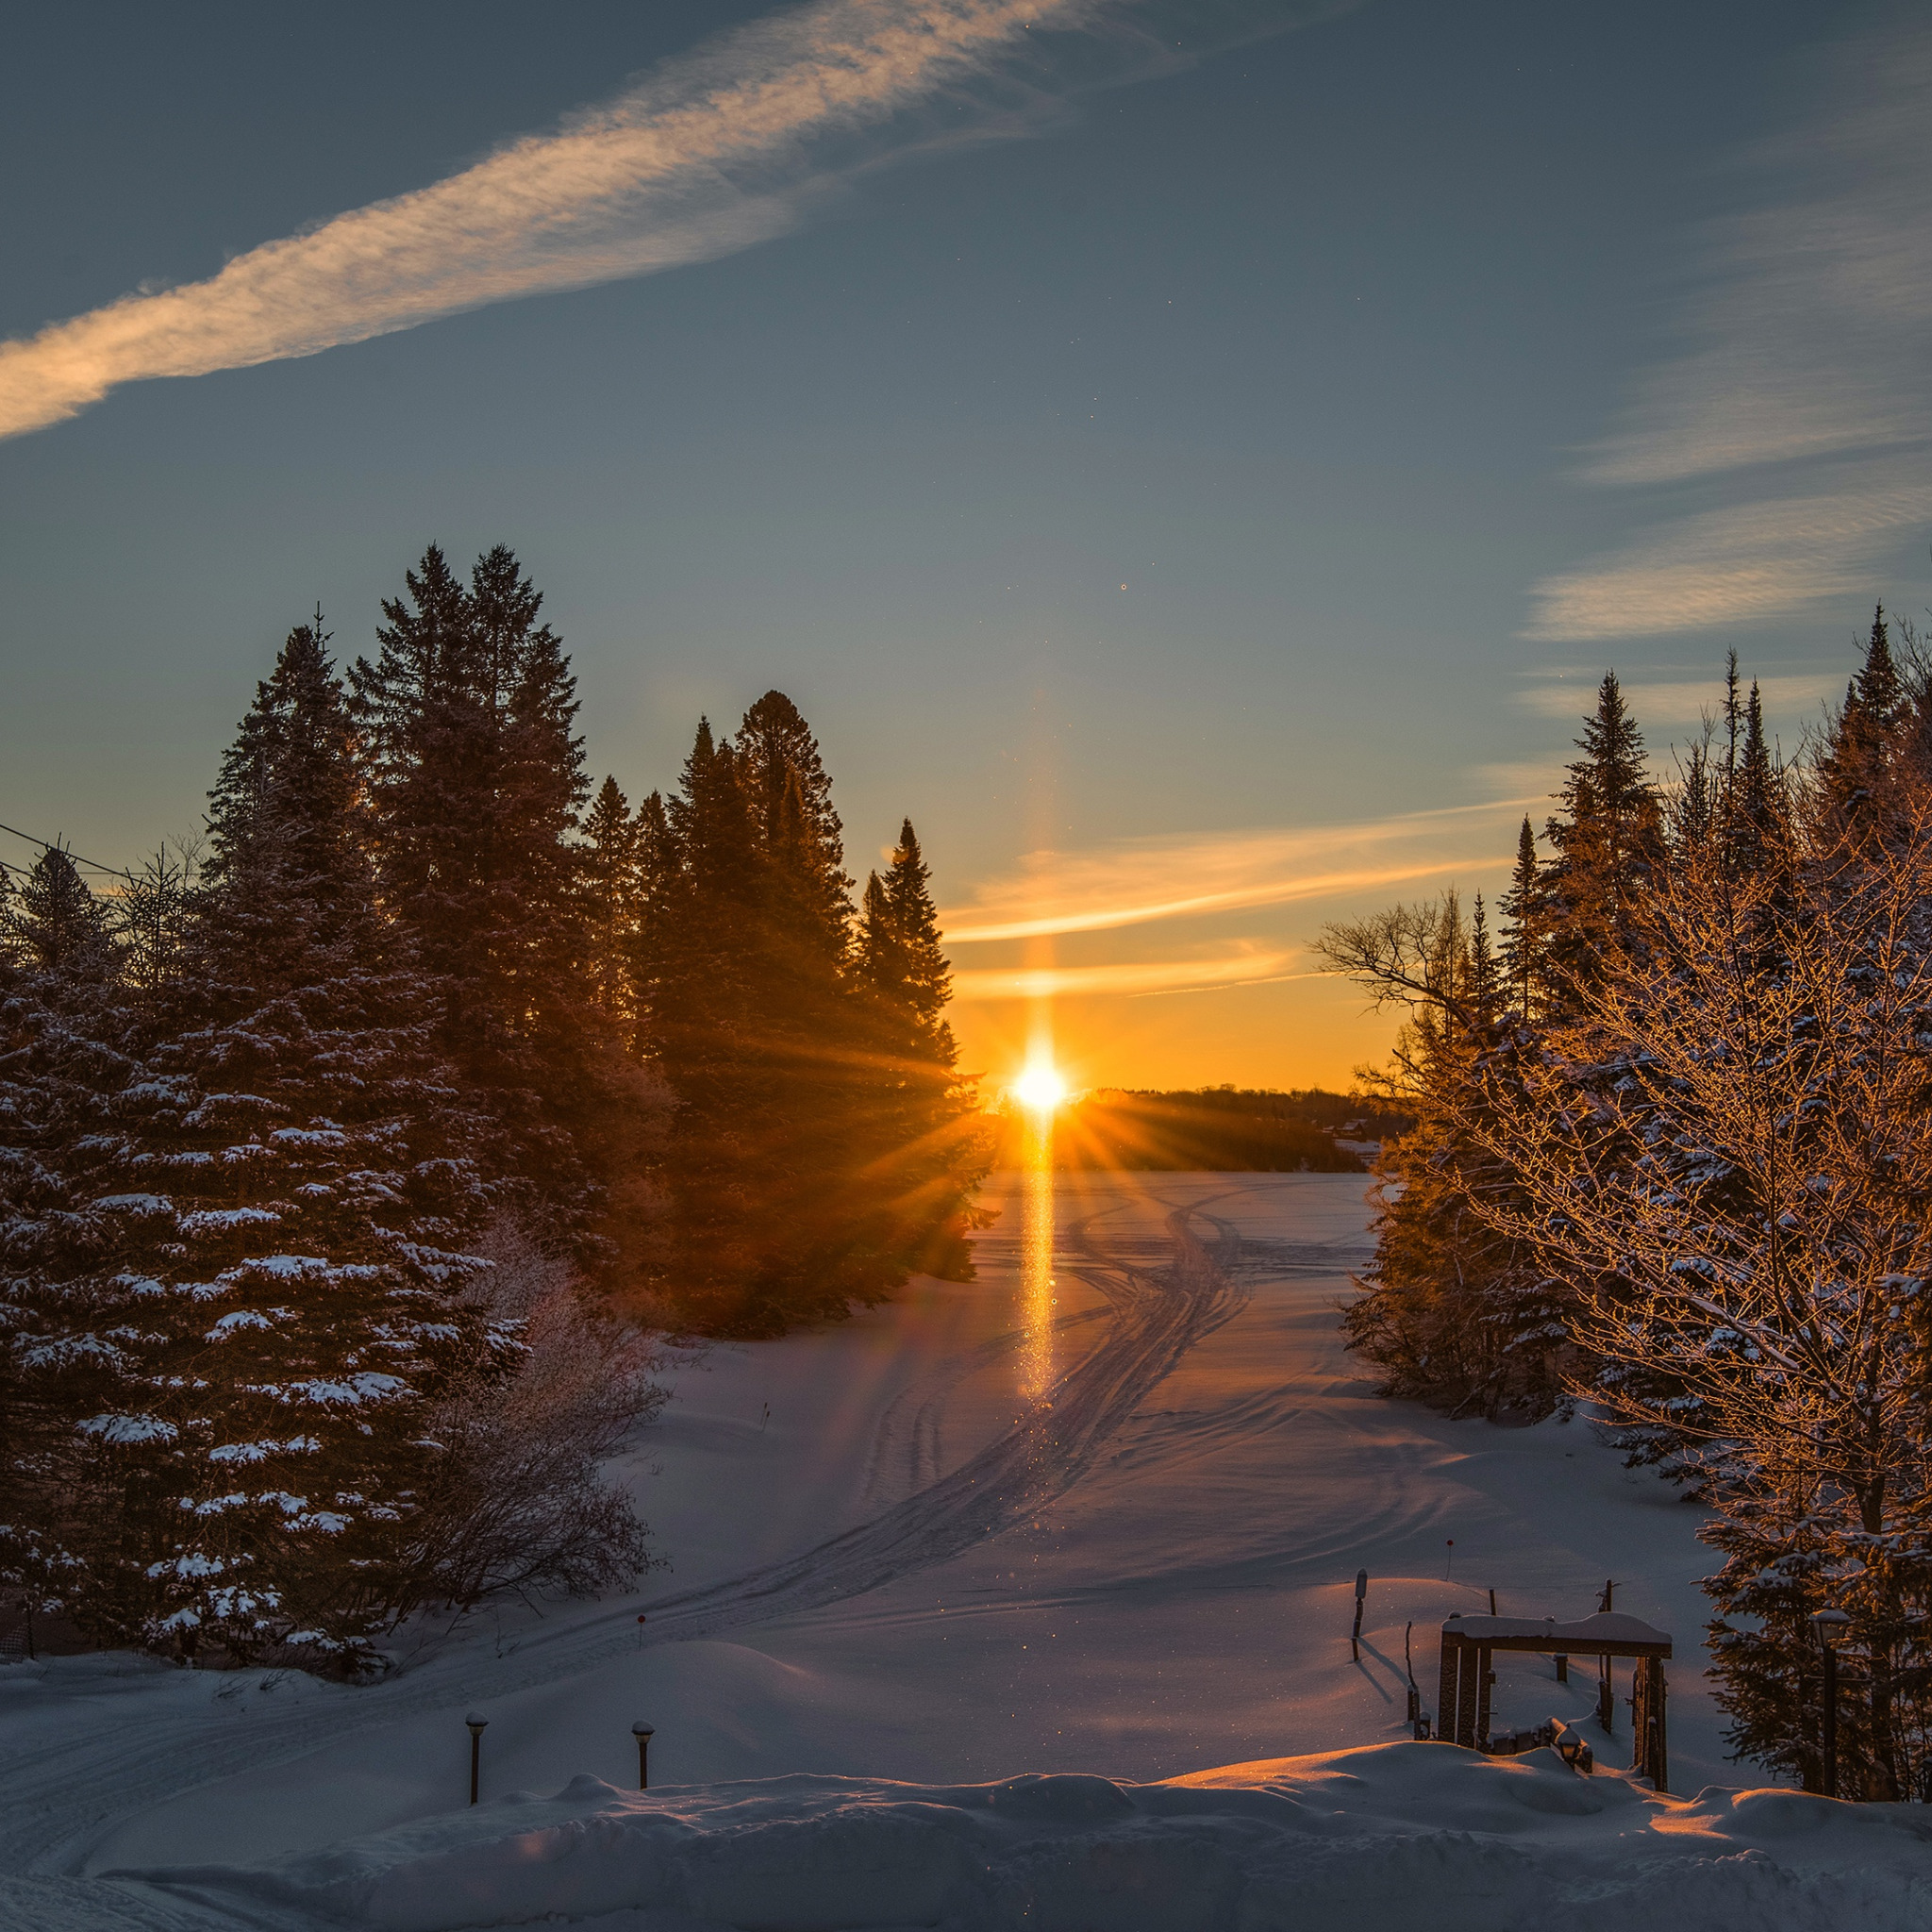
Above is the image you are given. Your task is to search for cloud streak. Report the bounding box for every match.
[941,800,1525,943]
[1524,23,1932,641]
[1514,669,1845,726]
[2,0,1098,439]
[951,946,1304,1002]
[0,0,1345,440]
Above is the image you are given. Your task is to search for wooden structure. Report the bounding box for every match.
[1438,1612,1673,1792]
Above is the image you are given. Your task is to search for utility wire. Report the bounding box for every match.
[0,821,136,883]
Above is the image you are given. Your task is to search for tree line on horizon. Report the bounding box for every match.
[988,1086,1405,1172]
[0,541,982,1668]
[1323,607,1932,1800]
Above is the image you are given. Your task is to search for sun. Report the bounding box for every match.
[1013,1062,1068,1114]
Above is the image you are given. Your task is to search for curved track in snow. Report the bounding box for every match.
[0,1197,1258,1876]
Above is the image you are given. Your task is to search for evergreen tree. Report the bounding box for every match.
[202,616,372,985]
[1325,895,1571,1420]
[351,545,628,1250]
[41,619,506,1662]
[639,708,978,1329]
[0,914,142,1638]
[641,723,771,1324]
[854,821,987,1281]
[1498,817,1541,1020]
[579,775,642,1048]
[1540,673,1663,1001]
[1818,605,1905,837]
[2,846,116,980]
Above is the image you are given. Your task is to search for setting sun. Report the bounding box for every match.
[1012,1062,1068,1114]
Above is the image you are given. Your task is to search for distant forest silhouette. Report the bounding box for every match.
[991,1088,1409,1172]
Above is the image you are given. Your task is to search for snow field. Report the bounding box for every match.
[5,1174,1922,1927]
[77,1746,1932,1932]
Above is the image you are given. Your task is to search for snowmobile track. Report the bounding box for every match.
[0,1197,1257,1875]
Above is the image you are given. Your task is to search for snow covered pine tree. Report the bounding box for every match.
[57,619,507,1666]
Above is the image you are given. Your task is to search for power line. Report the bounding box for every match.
[0,822,135,884]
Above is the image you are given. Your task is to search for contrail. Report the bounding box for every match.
[0,0,1086,439]
[0,0,1346,441]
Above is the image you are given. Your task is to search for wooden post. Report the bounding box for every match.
[1597,1657,1614,1734]
[1474,1644,1494,1749]
[1439,1629,1463,1745]
[1456,1635,1480,1747]
[1630,1656,1669,1792]
[1555,1654,1568,1684]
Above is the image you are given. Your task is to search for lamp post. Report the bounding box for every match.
[632,1720,655,1790]
[1811,1610,1850,1798]
[466,1712,489,1806]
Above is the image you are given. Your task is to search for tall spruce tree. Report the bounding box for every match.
[43,619,506,1662]
[639,707,978,1329]
[1819,605,1905,838]
[1498,816,1541,1020]
[0,857,142,1638]
[580,776,642,1049]
[854,821,986,1280]
[2,847,117,980]
[1540,673,1662,1002]
[350,545,627,1249]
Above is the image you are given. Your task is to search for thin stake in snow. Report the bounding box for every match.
[466,1713,488,1806]
[1812,1611,1850,1798]
[633,1720,655,1791]
[1351,1570,1368,1662]
[1444,1540,1454,1581]
[1404,1622,1424,1733]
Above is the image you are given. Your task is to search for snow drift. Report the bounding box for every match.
[78,1742,1932,1932]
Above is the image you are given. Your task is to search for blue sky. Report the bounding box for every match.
[3,0,1926,1089]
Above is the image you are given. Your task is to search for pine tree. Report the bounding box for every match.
[0,911,142,1637]
[202,616,372,985]
[1467,891,1499,1023]
[1540,673,1662,1002]
[2,846,117,980]
[1498,817,1541,1020]
[580,776,642,1047]
[641,722,771,1324]
[351,545,627,1250]
[639,708,978,1328]
[33,618,505,1662]
[854,821,986,1281]
[1325,894,1571,1420]
[1818,605,1905,836]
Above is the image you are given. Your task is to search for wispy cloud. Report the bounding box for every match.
[1514,669,1846,725]
[0,0,1345,441]
[1525,465,1932,643]
[1524,23,1932,641]
[941,800,1524,943]
[952,946,1305,1001]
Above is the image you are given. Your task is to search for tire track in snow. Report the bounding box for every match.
[0,1198,1252,1876]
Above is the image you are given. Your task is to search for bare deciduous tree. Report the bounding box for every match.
[1445,816,1932,1798]
[411,1223,675,1609]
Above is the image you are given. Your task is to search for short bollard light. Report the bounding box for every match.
[466,1712,489,1806]
[633,1720,655,1791]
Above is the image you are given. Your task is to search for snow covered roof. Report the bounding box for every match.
[1441,1612,1672,1656]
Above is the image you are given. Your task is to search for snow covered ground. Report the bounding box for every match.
[4,1172,1924,1928]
